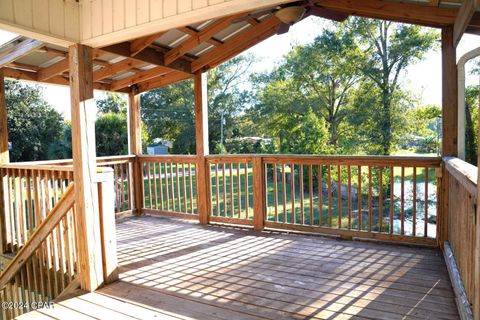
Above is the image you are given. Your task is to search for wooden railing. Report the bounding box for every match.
[206,156,255,226]
[443,157,479,319]
[138,155,198,218]
[262,155,441,246]
[0,184,77,320]
[0,164,74,254]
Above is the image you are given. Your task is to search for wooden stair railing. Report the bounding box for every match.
[0,183,77,320]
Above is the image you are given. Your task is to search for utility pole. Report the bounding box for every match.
[220,110,225,146]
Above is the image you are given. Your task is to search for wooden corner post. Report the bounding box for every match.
[475,77,480,320]
[128,86,144,215]
[442,26,458,157]
[69,44,104,292]
[0,68,12,254]
[194,72,209,224]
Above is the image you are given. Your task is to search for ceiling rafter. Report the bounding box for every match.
[109,66,173,91]
[99,43,192,74]
[178,27,224,46]
[0,39,44,68]
[37,58,69,81]
[93,58,144,81]
[453,0,479,46]
[165,13,245,66]
[191,15,281,73]
[313,0,457,27]
[137,70,193,93]
[130,32,167,56]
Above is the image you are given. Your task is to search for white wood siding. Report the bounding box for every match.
[0,0,79,46]
[80,0,290,47]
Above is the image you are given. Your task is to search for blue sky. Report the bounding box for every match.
[1,16,480,120]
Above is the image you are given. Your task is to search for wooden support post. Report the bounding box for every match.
[475,78,480,320]
[442,26,458,157]
[97,168,118,284]
[252,157,266,231]
[128,86,144,215]
[69,44,104,292]
[0,68,11,254]
[194,72,209,225]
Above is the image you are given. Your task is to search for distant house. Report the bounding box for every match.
[147,144,169,155]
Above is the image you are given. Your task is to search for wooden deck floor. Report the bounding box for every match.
[18,215,459,320]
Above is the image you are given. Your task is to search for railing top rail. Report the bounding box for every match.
[0,163,75,172]
[444,156,477,197]
[138,154,197,162]
[206,154,442,166]
[11,154,136,167]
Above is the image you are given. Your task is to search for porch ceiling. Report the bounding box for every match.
[0,0,478,94]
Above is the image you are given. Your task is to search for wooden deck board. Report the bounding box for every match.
[17,215,459,320]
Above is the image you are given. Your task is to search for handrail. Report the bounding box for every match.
[0,163,74,172]
[0,183,75,290]
[444,156,477,197]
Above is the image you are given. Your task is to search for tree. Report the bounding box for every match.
[252,27,362,153]
[5,80,65,161]
[96,92,127,113]
[465,85,479,165]
[349,18,439,155]
[95,112,129,156]
[141,55,254,154]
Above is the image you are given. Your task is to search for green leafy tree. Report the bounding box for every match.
[349,18,439,154]
[95,112,129,156]
[465,85,479,165]
[5,80,65,161]
[96,92,127,113]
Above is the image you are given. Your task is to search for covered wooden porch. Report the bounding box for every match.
[18,216,459,320]
[0,0,480,319]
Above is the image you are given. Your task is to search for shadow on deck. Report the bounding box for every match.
[19,215,459,320]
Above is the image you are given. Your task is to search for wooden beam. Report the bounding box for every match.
[100,43,192,74]
[128,87,143,215]
[37,58,69,81]
[109,66,171,91]
[93,59,144,82]
[194,73,209,225]
[442,27,458,157]
[191,15,281,73]
[453,0,479,46]
[165,14,243,66]
[130,32,166,56]
[0,39,44,67]
[179,27,224,46]
[136,71,192,93]
[314,0,457,27]
[69,44,104,292]
[476,75,480,320]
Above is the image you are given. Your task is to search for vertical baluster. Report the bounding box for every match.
[215,164,220,216]
[282,164,286,223]
[159,162,165,211]
[229,163,234,217]
[43,171,53,298]
[413,167,417,236]
[153,163,158,210]
[14,169,23,247]
[368,166,372,232]
[299,164,304,225]
[164,163,170,211]
[237,163,241,219]
[347,165,351,229]
[114,164,120,213]
[318,164,322,226]
[125,161,132,210]
[170,162,175,212]
[222,163,227,216]
[20,170,27,244]
[358,166,362,231]
[26,169,33,237]
[176,163,181,212]
[183,163,188,214]
[390,166,394,234]
[291,164,296,224]
[309,165,313,226]
[337,165,341,229]
[327,165,332,227]
[245,162,249,219]
[120,163,126,212]
[379,167,383,232]
[401,166,405,235]
[7,169,16,249]
[424,167,429,237]
[188,163,193,213]
[147,162,152,209]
